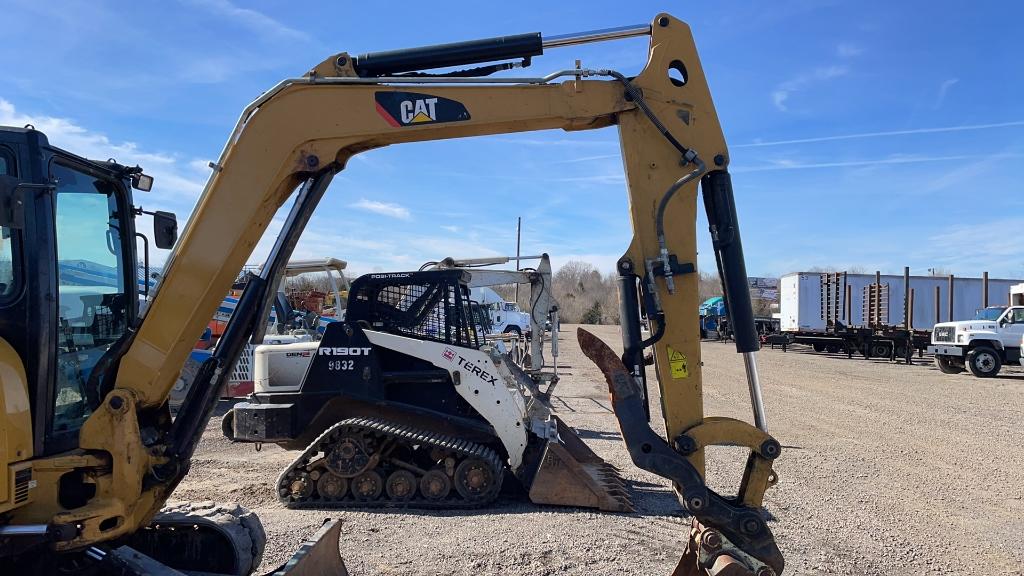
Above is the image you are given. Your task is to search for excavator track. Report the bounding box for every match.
[126,501,267,576]
[277,417,505,510]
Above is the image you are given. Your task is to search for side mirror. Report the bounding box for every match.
[0,176,25,229]
[131,172,154,192]
[153,211,178,249]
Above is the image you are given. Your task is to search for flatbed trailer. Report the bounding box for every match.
[766,326,931,364]
[768,267,1024,365]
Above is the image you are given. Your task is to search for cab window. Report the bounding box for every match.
[0,147,15,298]
[0,227,12,298]
[51,162,131,435]
[1013,308,1024,323]
[0,146,13,176]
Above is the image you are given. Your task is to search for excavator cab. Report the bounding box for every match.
[0,128,172,461]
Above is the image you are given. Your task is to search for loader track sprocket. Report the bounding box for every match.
[277,417,504,509]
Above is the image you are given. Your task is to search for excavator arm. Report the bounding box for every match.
[18,13,782,575]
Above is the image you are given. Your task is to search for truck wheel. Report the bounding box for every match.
[967,346,1002,377]
[503,326,522,337]
[870,343,891,358]
[935,355,964,374]
[825,344,841,353]
[812,343,825,353]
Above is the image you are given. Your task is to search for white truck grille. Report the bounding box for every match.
[933,326,955,343]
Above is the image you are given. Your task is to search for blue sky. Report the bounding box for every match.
[2,0,1022,278]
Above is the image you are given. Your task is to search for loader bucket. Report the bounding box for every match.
[266,520,348,576]
[527,416,634,512]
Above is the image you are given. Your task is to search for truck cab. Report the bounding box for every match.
[490,301,531,336]
[928,305,1024,377]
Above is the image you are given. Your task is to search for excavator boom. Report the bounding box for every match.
[0,14,783,575]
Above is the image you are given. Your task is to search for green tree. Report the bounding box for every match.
[580,300,603,324]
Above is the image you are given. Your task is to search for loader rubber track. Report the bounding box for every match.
[277,417,505,510]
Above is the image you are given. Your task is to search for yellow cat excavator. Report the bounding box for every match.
[0,13,782,576]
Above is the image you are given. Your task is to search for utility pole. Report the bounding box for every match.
[514,216,522,303]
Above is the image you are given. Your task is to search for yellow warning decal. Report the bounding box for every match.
[667,346,688,379]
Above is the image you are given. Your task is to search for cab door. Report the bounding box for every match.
[46,160,136,452]
[1001,307,1024,350]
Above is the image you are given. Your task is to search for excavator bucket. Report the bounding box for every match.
[526,416,634,512]
[266,520,348,576]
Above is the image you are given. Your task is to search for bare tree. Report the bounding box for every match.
[698,271,722,303]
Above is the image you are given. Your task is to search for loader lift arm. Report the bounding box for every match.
[13,13,783,575]
[429,253,555,375]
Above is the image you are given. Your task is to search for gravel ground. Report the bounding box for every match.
[175,325,1024,575]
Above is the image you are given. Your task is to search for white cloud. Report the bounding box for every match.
[772,90,791,112]
[401,235,503,266]
[918,218,1024,276]
[546,154,621,165]
[815,65,848,80]
[176,55,253,84]
[922,155,1004,192]
[440,225,460,233]
[182,0,308,41]
[351,198,411,220]
[492,138,618,147]
[837,43,864,58]
[734,120,1024,148]
[933,78,959,110]
[0,98,206,203]
[549,253,622,275]
[732,153,1024,173]
[771,65,849,112]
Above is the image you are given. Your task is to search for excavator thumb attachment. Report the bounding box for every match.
[578,328,784,575]
[266,520,348,576]
[526,415,634,512]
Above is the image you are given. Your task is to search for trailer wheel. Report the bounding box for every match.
[825,344,840,353]
[935,355,964,374]
[812,343,825,353]
[870,343,891,358]
[967,346,1001,378]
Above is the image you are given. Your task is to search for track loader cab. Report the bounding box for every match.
[230,269,630,512]
[235,269,487,447]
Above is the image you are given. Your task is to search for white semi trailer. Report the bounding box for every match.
[780,272,1024,333]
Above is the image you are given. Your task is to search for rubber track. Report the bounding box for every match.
[278,417,505,510]
[146,501,267,576]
